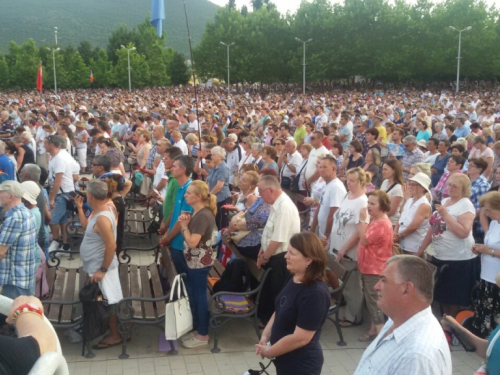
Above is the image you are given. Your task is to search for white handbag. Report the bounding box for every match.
[165,275,193,340]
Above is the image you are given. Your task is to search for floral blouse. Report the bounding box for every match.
[237,197,270,248]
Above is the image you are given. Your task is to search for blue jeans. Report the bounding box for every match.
[50,194,69,225]
[170,247,211,336]
[0,285,32,325]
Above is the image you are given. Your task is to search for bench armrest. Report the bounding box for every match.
[120,244,160,264]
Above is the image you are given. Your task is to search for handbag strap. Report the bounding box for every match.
[385,182,397,194]
[177,275,189,299]
[169,274,180,300]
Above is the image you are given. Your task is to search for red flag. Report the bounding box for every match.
[36,62,43,93]
[89,70,94,83]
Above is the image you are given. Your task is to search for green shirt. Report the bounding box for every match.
[294,125,306,145]
[163,173,179,222]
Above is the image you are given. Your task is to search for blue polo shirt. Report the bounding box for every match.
[0,153,15,181]
[168,178,193,251]
[454,126,470,138]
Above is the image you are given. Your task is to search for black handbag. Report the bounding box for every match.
[290,161,308,193]
[79,283,110,341]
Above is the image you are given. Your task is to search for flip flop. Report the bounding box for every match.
[92,341,122,350]
[339,318,363,328]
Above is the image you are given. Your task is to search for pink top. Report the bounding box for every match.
[357,217,394,275]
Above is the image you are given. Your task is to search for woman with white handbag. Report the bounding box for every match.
[177,180,217,349]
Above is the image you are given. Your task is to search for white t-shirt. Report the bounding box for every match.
[305,146,328,181]
[480,220,500,283]
[153,160,169,198]
[318,178,346,238]
[398,195,431,253]
[329,194,369,260]
[35,127,49,154]
[431,197,476,261]
[380,179,404,226]
[188,120,199,132]
[48,150,75,193]
[425,151,439,165]
[174,139,189,156]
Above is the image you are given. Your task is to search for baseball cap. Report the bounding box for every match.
[0,181,25,198]
[21,181,40,205]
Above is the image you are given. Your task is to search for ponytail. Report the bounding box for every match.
[207,193,217,216]
[190,180,217,217]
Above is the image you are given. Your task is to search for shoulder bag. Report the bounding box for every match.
[290,160,308,193]
[165,274,193,340]
[183,230,217,269]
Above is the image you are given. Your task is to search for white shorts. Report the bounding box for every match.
[98,266,123,305]
[76,148,87,168]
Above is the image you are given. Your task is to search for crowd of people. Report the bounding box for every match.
[0,86,500,374]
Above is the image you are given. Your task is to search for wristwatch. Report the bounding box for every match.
[181,226,189,232]
[100,266,108,273]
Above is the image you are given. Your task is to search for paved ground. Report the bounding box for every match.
[56,249,483,375]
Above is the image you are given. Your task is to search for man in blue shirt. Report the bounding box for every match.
[0,140,15,181]
[0,181,38,325]
[454,117,470,138]
[160,156,194,271]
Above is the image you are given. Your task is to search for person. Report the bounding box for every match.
[45,135,75,254]
[222,137,244,188]
[362,148,381,180]
[257,175,301,325]
[469,136,494,179]
[396,173,432,255]
[357,190,393,342]
[176,180,217,349]
[0,140,15,181]
[11,135,35,172]
[127,129,151,169]
[310,155,346,242]
[442,272,500,375]
[468,157,491,243]
[420,173,477,318]
[0,181,38,307]
[380,159,404,226]
[354,255,452,374]
[304,132,328,187]
[330,167,371,327]
[431,154,466,204]
[471,191,500,337]
[416,119,431,143]
[225,170,274,261]
[402,135,426,181]
[431,140,451,187]
[260,146,279,173]
[207,146,231,229]
[250,143,265,170]
[279,140,303,191]
[255,232,330,375]
[74,121,88,174]
[223,170,258,212]
[340,140,364,181]
[0,295,58,374]
[75,179,123,349]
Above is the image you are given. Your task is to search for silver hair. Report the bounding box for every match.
[259,175,281,189]
[251,143,263,152]
[286,139,297,148]
[211,146,226,159]
[21,164,41,182]
[403,135,417,144]
[21,132,33,141]
[87,179,108,201]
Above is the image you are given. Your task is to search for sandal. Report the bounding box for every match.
[92,341,122,350]
[358,333,377,342]
[339,318,363,328]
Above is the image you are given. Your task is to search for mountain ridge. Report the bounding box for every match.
[0,0,218,56]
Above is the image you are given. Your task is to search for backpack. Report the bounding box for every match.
[213,258,250,294]
[79,283,110,341]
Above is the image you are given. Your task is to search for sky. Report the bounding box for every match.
[208,0,498,15]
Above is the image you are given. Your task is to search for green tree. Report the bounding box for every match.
[148,43,171,86]
[7,39,40,89]
[78,41,98,66]
[107,25,141,65]
[89,49,114,87]
[228,0,236,10]
[0,58,9,90]
[241,5,248,16]
[168,51,190,85]
[114,44,150,88]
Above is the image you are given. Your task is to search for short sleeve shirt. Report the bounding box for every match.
[168,179,194,251]
[188,208,216,246]
[380,180,404,226]
[48,150,75,193]
[207,162,231,203]
[357,217,394,275]
[0,204,37,290]
[317,178,346,238]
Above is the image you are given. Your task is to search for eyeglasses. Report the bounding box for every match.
[258,187,271,194]
[310,137,316,140]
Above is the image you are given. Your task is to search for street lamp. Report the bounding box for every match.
[449,26,472,93]
[54,27,58,45]
[46,47,61,95]
[121,45,136,92]
[220,41,235,97]
[295,37,313,95]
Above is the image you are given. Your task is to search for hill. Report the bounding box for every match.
[0,0,218,56]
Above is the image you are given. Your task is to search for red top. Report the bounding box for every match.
[357,217,394,275]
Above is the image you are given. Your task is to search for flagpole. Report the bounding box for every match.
[181,0,202,167]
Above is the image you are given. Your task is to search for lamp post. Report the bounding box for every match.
[220,42,235,97]
[54,27,58,45]
[121,45,136,92]
[295,37,313,95]
[449,26,472,94]
[46,47,61,95]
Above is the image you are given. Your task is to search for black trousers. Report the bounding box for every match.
[257,252,290,324]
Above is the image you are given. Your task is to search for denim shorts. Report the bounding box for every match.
[50,194,69,225]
